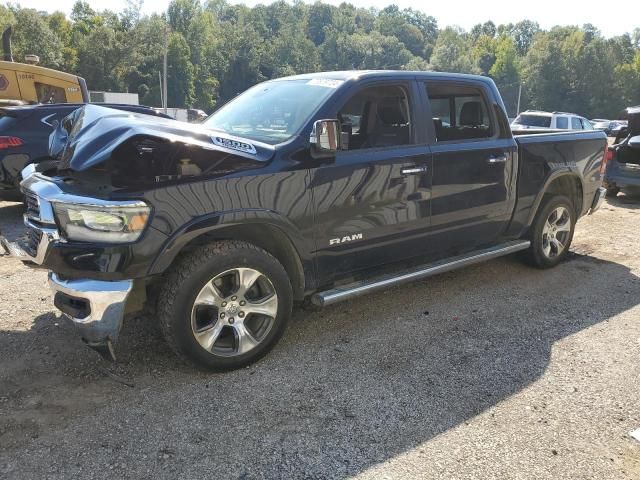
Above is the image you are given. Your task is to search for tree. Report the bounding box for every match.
[167,0,202,38]
[166,31,195,107]
[490,36,520,115]
[430,27,478,74]
[11,9,63,68]
[307,2,334,46]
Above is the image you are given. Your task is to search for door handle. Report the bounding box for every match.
[487,154,508,164]
[401,166,428,175]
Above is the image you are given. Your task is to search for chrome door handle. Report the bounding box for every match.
[401,166,428,175]
[487,154,508,164]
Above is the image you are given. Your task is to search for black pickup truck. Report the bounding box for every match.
[1,71,607,371]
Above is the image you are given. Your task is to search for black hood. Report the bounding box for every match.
[50,104,276,172]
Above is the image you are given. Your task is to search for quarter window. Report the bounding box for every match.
[425,83,493,142]
[338,85,412,150]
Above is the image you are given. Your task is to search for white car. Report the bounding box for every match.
[511,110,594,131]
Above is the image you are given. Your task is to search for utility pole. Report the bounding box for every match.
[163,24,168,114]
[516,83,522,116]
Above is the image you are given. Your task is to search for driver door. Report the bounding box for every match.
[310,80,433,284]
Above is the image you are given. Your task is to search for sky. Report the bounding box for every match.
[18,0,638,38]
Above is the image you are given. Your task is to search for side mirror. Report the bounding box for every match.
[628,135,640,150]
[310,119,339,157]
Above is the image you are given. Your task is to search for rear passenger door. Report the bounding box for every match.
[311,80,432,283]
[422,80,517,256]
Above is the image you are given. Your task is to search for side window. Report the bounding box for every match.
[35,82,67,103]
[338,85,412,150]
[425,83,493,142]
[556,117,568,129]
[571,117,582,130]
[581,118,593,130]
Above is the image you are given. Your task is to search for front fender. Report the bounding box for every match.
[147,208,313,281]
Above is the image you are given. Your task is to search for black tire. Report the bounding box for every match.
[522,195,576,269]
[157,241,293,371]
[605,186,619,198]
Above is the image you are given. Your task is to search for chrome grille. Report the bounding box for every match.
[22,227,42,258]
[24,189,40,220]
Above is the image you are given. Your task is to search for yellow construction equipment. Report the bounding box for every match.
[0,26,88,104]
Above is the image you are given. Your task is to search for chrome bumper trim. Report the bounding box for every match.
[48,273,134,346]
[589,187,606,214]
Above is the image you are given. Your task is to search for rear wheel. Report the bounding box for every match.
[522,195,575,269]
[158,241,293,371]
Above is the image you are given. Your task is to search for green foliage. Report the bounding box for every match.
[1,1,638,117]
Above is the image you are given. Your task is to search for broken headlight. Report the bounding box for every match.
[52,202,151,243]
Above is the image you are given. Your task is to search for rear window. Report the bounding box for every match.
[513,114,551,128]
[0,113,17,132]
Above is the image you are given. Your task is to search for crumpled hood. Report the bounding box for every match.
[50,104,276,172]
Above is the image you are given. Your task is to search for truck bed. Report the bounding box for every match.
[509,129,607,235]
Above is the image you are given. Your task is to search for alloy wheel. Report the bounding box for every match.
[541,206,571,259]
[190,268,278,357]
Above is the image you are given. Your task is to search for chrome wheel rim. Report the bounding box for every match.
[190,268,278,357]
[542,206,571,259]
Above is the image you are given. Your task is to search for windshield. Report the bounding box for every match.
[512,114,552,128]
[203,79,341,145]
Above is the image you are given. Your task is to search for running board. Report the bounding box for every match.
[311,240,531,307]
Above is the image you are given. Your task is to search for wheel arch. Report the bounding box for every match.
[526,172,584,228]
[149,213,311,301]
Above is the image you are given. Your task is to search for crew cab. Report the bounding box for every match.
[0,71,608,371]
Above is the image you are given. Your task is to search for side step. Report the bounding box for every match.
[311,240,531,307]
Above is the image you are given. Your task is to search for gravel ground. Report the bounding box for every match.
[1,192,639,479]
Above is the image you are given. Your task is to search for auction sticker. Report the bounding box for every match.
[307,79,343,89]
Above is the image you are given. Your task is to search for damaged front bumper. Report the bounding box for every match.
[49,274,133,359]
[0,171,137,360]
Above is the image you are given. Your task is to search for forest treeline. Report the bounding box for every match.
[1,1,639,118]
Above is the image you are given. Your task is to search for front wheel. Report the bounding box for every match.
[158,241,293,371]
[522,195,576,269]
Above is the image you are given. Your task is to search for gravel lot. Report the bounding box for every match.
[1,192,639,479]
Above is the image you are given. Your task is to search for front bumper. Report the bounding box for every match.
[0,170,144,359]
[589,187,606,214]
[49,273,133,350]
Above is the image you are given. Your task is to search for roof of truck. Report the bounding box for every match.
[275,70,493,83]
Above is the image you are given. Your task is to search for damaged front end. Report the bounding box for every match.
[1,104,275,360]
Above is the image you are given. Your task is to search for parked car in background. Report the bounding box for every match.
[610,120,629,140]
[0,102,172,191]
[592,120,614,135]
[1,71,607,371]
[604,107,639,197]
[511,110,594,130]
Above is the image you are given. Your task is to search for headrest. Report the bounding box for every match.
[377,100,407,125]
[460,101,483,126]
